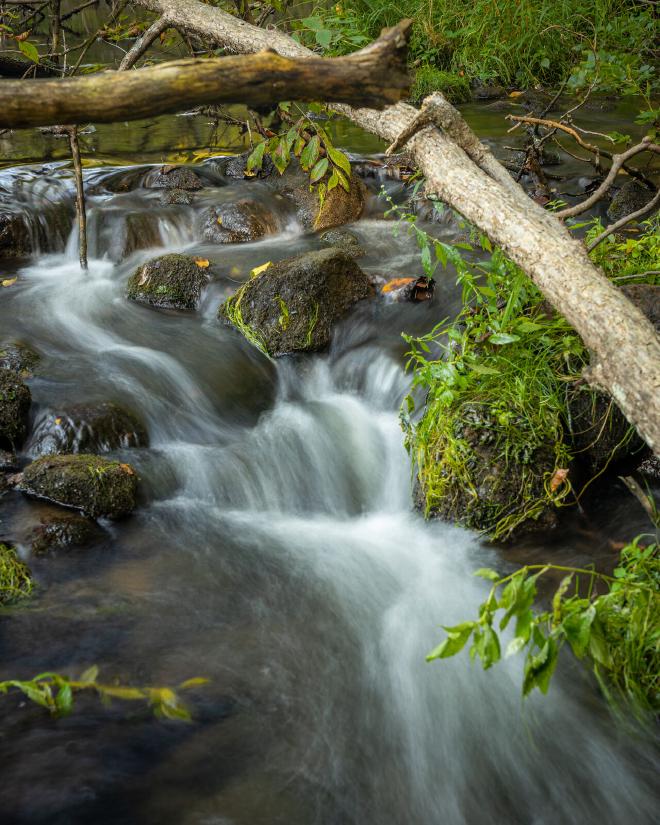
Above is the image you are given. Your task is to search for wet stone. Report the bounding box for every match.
[0,211,30,257]
[27,402,148,457]
[151,166,203,191]
[0,449,18,471]
[200,200,278,244]
[0,368,31,450]
[0,342,41,376]
[126,253,210,311]
[219,247,372,357]
[224,151,274,179]
[161,188,194,206]
[30,512,100,555]
[18,454,139,520]
[319,229,365,257]
[608,180,656,222]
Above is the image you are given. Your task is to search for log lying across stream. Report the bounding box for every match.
[0,19,411,128]
[133,0,660,455]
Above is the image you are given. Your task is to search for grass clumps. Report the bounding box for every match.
[411,67,471,104]
[0,543,33,606]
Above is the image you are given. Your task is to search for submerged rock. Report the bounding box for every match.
[0,212,30,257]
[161,188,194,206]
[0,368,31,449]
[151,166,203,191]
[18,454,138,519]
[28,402,148,456]
[0,341,41,376]
[30,512,100,555]
[200,200,277,244]
[319,229,365,257]
[219,248,372,356]
[126,253,210,310]
[607,181,656,222]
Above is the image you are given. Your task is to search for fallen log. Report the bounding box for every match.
[0,20,411,128]
[132,0,660,454]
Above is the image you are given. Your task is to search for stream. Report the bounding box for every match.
[0,104,658,824]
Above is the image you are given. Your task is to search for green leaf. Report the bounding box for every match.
[474,568,500,582]
[469,363,500,376]
[315,29,332,48]
[426,622,475,661]
[477,625,501,669]
[18,39,40,64]
[327,146,352,178]
[179,677,210,690]
[246,141,266,173]
[55,683,73,716]
[563,604,595,658]
[300,135,320,171]
[310,157,329,184]
[523,637,558,695]
[272,139,290,175]
[80,665,99,683]
[489,332,520,345]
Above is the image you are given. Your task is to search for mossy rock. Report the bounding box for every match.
[273,162,366,231]
[126,253,210,310]
[161,188,194,206]
[416,403,557,540]
[224,151,275,180]
[219,248,372,357]
[30,512,100,555]
[0,543,33,605]
[19,454,138,519]
[27,401,148,456]
[150,166,203,191]
[0,342,41,376]
[0,367,31,449]
[607,181,656,222]
[200,200,277,244]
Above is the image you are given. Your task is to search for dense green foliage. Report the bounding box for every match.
[428,537,659,715]
[298,0,658,94]
[395,198,586,539]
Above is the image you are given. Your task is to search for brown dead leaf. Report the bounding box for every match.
[119,463,135,475]
[549,467,569,492]
[15,30,31,42]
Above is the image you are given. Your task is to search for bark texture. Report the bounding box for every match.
[134,0,660,454]
[0,20,411,128]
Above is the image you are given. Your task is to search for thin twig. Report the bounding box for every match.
[587,190,660,252]
[66,125,87,269]
[118,16,169,70]
[556,138,658,219]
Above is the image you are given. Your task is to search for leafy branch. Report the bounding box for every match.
[428,537,659,714]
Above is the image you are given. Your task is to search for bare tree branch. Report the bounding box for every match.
[587,189,660,252]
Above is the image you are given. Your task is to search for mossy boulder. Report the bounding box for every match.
[0,341,40,377]
[161,188,194,206]
[0,368,31,449]
[415,403,558,540]
[30,512,100,555]
[150,165,203,191]
[28,402,148,456]
[0,543,32,605]
[200,200,277,244]
[607,181,655,222]
[126,253,210,310]
[18,454,138,519]
[219,248,372,357]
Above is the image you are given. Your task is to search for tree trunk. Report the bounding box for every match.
[132,0,660,455]
[0,20,411,128]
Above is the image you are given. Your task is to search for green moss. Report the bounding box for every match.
[220,284,271,357]
[411,67,471,104]
[304,302,320,349]
[0,367,31,449]
[0,544,33,606]
[276,295,290,330]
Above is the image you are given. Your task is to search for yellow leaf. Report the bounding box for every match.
[179,677,211,690]
[381,277,414,293]
[194,258,210,268]
[2,277,17,287]
[250,261,271,277]
[216,216,223,225]
[509,91,524,98]
[54,417,62,425]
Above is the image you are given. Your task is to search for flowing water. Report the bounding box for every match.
[0,109,658,824]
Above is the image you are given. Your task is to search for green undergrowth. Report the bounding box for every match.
[410,67,471,105]
[428,535,659,716]
[0,543,33,606]
[586,216,660,282]
[395,200,657,540]
[295,1,657,92]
